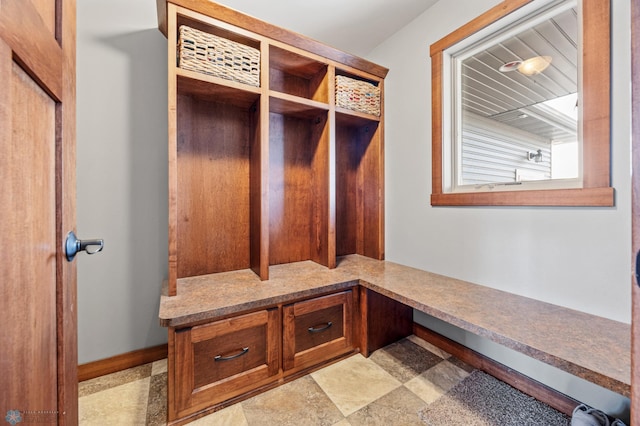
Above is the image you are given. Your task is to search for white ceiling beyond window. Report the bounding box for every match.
[213,0,439,57]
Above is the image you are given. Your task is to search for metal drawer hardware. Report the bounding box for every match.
[214,347,249,361]
[308,321,333,333]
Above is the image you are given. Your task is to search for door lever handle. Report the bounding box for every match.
[65,231,104,262]
[636,250,640,287]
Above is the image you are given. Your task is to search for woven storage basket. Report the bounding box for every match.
[335,75,380,116]
[178,25,260,87]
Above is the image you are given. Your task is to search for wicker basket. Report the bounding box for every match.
[178,25,260,87]
[335,75,380,116]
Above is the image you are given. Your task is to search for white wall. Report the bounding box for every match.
[367,0,631,418]
[77,0,168,364]
[368,0,631,324]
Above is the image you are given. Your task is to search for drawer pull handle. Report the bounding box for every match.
[308,321,333,333]
[214,347,249,361]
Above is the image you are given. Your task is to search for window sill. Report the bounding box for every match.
[431,187,614,207]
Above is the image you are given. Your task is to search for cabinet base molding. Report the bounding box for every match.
[360,288,413,356]
[78,344,168,382]
[413,323,579,416]
[78,326,580,419]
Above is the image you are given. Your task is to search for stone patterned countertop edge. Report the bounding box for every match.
[158,255,631,396]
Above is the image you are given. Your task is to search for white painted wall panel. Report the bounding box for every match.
[367,0,630,417]
[461,113,551,185]
[77,0,169,364]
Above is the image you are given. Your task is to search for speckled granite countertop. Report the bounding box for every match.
[159,255,630,396]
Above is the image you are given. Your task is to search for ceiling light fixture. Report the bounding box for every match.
[499,55,552,76]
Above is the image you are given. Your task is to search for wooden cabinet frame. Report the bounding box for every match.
[172,309,280,419]
[165,285,413,424]
[630,0,639,422]
[157,2,390,422]
[158,0,387,295]
[283,290,354,372]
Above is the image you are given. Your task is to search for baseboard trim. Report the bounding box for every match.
[78,328,580,415]
[78,344,168,382]
[413,323,579,416]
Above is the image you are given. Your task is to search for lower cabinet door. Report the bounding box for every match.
[283,290,354,372]
[174,308,280,417]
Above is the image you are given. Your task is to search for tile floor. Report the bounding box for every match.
[77,335,534,425]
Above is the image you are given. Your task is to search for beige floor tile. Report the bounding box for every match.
[76,340,564,426]
[79,377,150,425]
[369,338,444,383]
[146,372,167,426]
[79,363,152,397]
[190,403,248,426]
[311,355,401,417]
[447,356,475,373]
[347,385,426,426]
[404,360,470,404]
[151,358,168,376]
[242,375,344,425]
[406,335,451,359]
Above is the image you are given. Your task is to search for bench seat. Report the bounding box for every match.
[159,254,630,396]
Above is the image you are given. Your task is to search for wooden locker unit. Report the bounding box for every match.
[159,0,386,293]
[157,0,388,422]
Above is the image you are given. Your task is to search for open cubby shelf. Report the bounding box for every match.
[175,12,261,51]
[269,45,329,102]
[166,3,385,292]
[336,106,381,125]
[269,110,330,267]
[175,92,260,278]
[269,92,329,118]
[177,70,260,108]
[336,120,383,259]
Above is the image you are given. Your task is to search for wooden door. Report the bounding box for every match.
[632,0,640,423]
[0,0,78,424]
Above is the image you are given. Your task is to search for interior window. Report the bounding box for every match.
[430,0,613,206]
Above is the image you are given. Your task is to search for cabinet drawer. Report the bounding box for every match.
[283,290,353,372]
[174,309,279,417]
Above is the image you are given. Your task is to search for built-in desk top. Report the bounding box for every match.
[159,255,630,397]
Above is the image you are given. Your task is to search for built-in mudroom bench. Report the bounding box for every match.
[155,0,629,424]
[159,255,630,424]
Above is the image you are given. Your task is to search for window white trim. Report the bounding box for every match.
[442,0,582,194]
